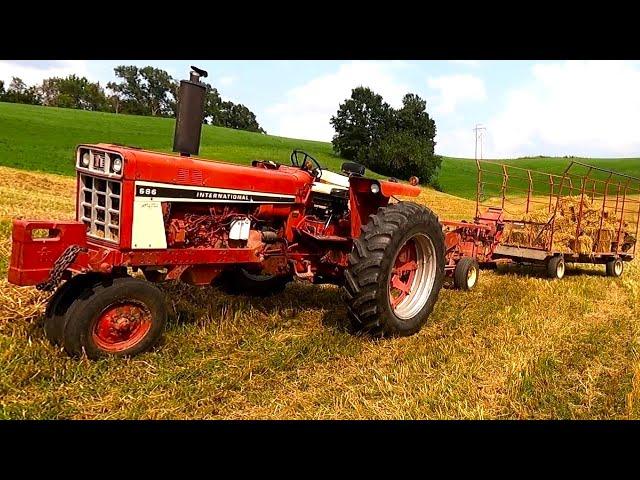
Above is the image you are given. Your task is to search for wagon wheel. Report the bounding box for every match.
[454,257,480,290]
[546,255,565,280]
[605,258,624,277]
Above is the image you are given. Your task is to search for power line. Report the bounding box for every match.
[473,124,486,160]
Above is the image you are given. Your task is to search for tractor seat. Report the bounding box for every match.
[311,169,350,195]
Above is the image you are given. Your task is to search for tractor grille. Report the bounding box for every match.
[78,173,121,243]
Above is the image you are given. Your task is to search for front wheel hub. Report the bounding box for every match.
[92,302,152,352]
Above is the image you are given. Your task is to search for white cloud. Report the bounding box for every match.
[0,60,90,87]
[218,75,234,87]
[265,61,409,141]
[485,60,640,158]
[427,74,487,115]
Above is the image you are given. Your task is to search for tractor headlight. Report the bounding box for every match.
[370,183,380,194]
[111,157,123,173]
[81,151,90,167]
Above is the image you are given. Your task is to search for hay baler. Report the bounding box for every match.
[8,67,447,359]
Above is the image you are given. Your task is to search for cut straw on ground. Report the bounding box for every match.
[1,166,639,419]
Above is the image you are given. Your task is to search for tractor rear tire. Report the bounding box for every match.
[454,257,479,290]
[218,268,291,297]
[61,277,167,359]
[606,258,624,277]
[43,273,105,346]
[343,201,445,337]
[547,255,565,279]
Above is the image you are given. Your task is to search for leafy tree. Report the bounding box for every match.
[369,130,441,183]
[395,93,436,141]
[83,81,109,111]
[168,80,180,118]
[1,64,266,134]
[389,93,440,183]
[200,82,265,133]
[4,77,41,105]
[107,66,154,116]
[107,93,121,114]
[107,66,184,117]
[330,87,393,163]
[331,89,440,185]
[139,66,176,116]
[40,75,108,111]
[202,83,224,125]
[221,101,265,133]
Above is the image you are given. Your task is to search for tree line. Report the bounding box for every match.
[0,66,265,134]
[0,69,439,184]
[331,87,441,187]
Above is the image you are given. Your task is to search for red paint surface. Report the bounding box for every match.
[389,239,418,310]
[8,145,422,288]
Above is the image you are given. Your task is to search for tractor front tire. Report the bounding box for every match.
[343,201,445,337]
[218,268,291,297]
[606,258,624,277]
[43,273,105,346]
[454,257,479,290]
[61,277,167,359]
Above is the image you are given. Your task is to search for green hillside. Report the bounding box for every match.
[1,102,639,199]
[439,156,640,200]
[0,102,347,176]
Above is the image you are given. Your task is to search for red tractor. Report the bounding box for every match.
[8,67,446,359]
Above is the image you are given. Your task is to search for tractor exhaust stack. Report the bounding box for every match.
[173,66,208,157]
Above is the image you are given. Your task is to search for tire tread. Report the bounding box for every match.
[343,201,445,337]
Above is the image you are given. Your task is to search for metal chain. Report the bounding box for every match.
[36,245,87,292]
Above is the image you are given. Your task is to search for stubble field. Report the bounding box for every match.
[1,166,639,419]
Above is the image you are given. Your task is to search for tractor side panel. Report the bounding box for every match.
[131,200,167,249]
[123,148,314,200]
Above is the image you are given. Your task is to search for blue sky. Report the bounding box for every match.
[2,60,639,159]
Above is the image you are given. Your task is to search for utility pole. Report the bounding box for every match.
[473,124,486,160]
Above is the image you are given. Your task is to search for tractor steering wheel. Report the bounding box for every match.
[290,150,322,180]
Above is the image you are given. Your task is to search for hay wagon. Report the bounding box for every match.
[442,159,640,284]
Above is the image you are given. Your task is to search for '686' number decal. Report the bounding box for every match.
[138,187,157,196]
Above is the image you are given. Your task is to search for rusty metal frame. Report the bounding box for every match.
[475,159,640,258]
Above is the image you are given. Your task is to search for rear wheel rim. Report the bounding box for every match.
[92,301,152,352]
[557,260,565,278]
[388,234,437,320]
[467,265,478,288]
[615,260,623,276]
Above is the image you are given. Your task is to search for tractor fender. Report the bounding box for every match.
[378,180,421,198]
[347,176,421,238]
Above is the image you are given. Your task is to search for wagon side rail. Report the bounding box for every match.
[559,161,640,257]
[475,158,640,258]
